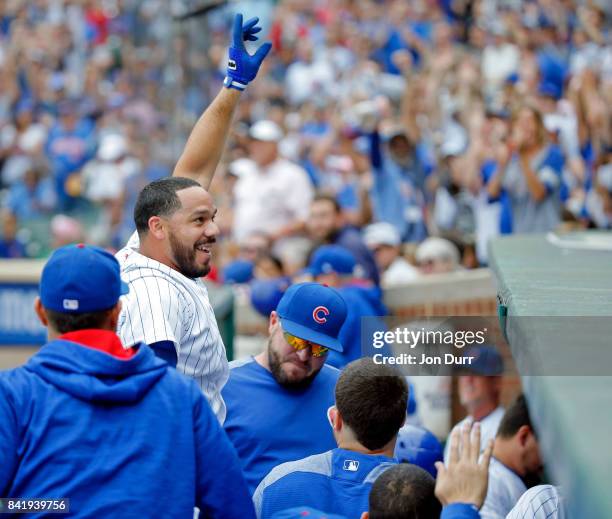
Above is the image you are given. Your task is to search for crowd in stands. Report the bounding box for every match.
[0,0,610,276]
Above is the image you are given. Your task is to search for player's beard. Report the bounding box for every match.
[267,340,322,390]
[169,232,211,279]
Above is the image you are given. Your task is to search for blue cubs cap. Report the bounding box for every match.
[461,345,504,376]
[223,259,254,284]
[308,245,356,277]
[40,244,129,313]
[394,424,444,478]
[276,282,347,352]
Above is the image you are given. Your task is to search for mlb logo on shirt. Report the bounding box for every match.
[63,299,79,310]
[343,460,359,472]
[228,59,237,70]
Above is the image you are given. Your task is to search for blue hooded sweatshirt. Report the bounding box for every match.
[0,336,254,519]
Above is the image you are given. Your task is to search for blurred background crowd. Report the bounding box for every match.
[0,0,610,289]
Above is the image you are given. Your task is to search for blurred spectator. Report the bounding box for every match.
[363,222,419,287]
[307,194,379,285]
[254,252,284,279]
[487,106,564,233]
[4,160,56,219]
[585,145,612,228]
[481,395,543,519]
[307,245,387,368]
[0,0,610,262]
[368,125,428,243]
[45,101,96,212]
[232,120,314,243]
[444,346,505,462]
[237,232,273,263]
[50,214,83,248]
[415,237,461,274]
[0,211,26,258]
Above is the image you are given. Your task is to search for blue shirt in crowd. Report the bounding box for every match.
[222,357,339,494]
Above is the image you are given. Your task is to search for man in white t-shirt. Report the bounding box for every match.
[480,395,543,519]
[232,120,314,243]
[444,345,505,462]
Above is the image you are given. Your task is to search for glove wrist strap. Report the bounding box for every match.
[223,76,247,91]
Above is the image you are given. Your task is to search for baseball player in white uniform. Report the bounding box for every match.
[116,14,271,423]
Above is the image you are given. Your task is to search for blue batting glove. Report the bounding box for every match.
[225,14,272,91]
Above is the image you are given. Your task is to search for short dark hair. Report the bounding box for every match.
[335,358,408,450]
[369,464,441,519]
[45,307,115,334]
[497,394,534,439]
[312,193,341,213]
[134,177,201,234]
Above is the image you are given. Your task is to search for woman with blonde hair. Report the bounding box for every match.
[487,104,564,233]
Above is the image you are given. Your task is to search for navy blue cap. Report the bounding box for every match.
[395,424,444,478]
[40,244,129,313]
[308,245,356,277]
[223,260,254,284]
[461,345,504,375]
[276,282,347,352]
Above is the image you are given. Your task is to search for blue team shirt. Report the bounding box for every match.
[222,358,339,494]
[253,448,397,519]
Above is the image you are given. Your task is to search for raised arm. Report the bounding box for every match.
[173,14,271,189]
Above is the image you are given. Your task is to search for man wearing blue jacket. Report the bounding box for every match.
[253,358,405,518]
[0,244,254,518]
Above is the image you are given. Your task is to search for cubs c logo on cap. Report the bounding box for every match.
[312,306,330,324]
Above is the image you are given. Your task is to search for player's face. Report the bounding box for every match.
[522,431,543,475]
[166,186,219,279]
[307,200,339,242]
[267,317,327,388]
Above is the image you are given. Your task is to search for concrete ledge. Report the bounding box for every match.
[488,232,612,518]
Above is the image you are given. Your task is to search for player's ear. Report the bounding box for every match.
[268,311,279,333]
[148,216,165,240]
[108,300,122,330]
[34,297,49,327]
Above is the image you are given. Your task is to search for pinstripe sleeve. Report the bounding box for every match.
[118,276,182,347]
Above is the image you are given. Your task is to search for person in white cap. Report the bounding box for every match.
[232,119,314,243]
[415,237,461,275]
[363,222,420,287]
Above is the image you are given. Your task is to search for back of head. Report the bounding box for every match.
[335,358,407,450]
[497,394,533,439]
[40,244,129,335]
[134,177,201,234]
[368,464,441,519]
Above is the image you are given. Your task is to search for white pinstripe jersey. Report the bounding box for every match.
[115,232,228,423]
[506,485,565,519]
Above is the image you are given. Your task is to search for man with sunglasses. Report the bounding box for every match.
[222,282,348,494]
